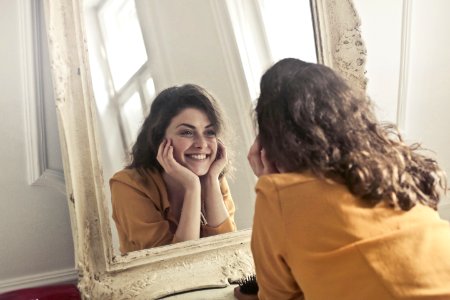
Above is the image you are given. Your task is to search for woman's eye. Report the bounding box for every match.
[179,130,194,137]
[205,130,216,137]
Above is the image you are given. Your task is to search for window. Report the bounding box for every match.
[84,0,156,151]
[227,0,317,100]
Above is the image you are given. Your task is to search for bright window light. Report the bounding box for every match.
[145,77,156,100]
[260,0,317,63]
[99,0,148,90]
[121,92,144,146]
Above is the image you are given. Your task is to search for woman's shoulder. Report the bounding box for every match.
[110,168,163,190]
[256,172,319,191]
[256,172,350,206]
[111,168,143,181]
[218,176,230,192]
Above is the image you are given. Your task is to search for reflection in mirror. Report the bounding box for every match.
[82,0,316,254]
[110,84,239,254]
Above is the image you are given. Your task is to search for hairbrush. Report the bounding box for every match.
[233,275,259,300]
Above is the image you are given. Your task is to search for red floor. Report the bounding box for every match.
[0,284,80,300]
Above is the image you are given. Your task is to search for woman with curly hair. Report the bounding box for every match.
[110,84,236,254]
[247,58,450,299]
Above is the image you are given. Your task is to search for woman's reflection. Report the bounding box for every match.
[110,84,236,254]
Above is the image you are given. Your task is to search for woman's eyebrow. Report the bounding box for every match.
[176,123,195,129]
[176,123,213,129]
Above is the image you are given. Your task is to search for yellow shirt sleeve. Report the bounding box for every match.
[251,176,304,300]
[110,173,174,254]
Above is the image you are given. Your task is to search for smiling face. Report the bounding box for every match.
[164,108,218,176]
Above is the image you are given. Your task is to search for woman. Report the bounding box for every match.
[110,84,236,254]
[247,58,450,299]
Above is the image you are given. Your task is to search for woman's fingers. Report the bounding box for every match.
[248,139,264,176]
[205,139,227,178]
[157,138,199,189]
[157,139,175,171]
[247,137,278,177]
[157,139,166,166]
[261,149,278,174]
[248,152,263,177]
[247,138,262,160]
[159,139,185,173]
[167,143,175,164]
[216,140,227,161]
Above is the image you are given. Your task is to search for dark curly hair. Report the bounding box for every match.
[256,58,446,210]
[127,84,231,177]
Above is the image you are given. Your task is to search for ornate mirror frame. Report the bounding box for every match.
[42,0,366,298]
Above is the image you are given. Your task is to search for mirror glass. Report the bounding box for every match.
[82,0,317,255]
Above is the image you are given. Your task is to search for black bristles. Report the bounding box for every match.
[237,274,259,295]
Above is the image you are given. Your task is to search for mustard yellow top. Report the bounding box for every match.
[251,172,450,300]
[110,168,236,254]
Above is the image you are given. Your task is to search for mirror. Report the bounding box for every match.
[43,0,367,298]
[82,0,318,255]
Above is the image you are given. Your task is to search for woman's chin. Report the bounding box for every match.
[191,169,209,177]
[187,165,211,177]
[179,160,211,177]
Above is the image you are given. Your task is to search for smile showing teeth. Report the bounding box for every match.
[187,154,208,160]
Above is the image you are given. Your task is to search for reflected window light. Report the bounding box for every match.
[121,92,144,146]
[227,0,317,103]
[259,0,317,63]
[89,52,110,114]
[145,77,156,100]
[98,0,148,90]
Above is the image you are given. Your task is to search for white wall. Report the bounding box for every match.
[355,0,450,219]
[405,0,450,218]
[0,0,75,293]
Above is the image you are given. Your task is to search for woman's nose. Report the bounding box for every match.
[194,135,207,148]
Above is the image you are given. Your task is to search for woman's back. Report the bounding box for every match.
[251,172,450,300]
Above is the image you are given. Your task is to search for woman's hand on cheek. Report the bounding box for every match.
[157,139,199,189]
[247,138,279,177]
[206,140,227,179]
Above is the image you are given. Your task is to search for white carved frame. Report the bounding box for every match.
[42,0,367,298]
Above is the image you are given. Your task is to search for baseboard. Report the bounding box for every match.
[0,268,78,293]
